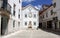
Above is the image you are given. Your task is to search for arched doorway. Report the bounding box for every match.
[28,21,32,28]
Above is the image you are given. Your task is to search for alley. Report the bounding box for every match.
[2,29,60,38]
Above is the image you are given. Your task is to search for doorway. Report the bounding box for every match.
[1,16,9,35]
[55,22,57,29]
[39,23,42,28]
[28,21,32,28]
[47,21,52,29]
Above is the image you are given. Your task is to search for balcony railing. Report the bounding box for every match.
[0,0,11,14]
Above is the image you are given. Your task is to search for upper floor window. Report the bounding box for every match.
[34,14,36,18]
[53,2,56,8]
[13,4,16,16]
[19,9,20,13]
[18,14,20,18]
[19,0,20,3]
[25,14,27,18]
[13,4,16,11]
[43,15,44,18]
[51,10,53,15]
[46,13,48,17]
[13,11,15,16]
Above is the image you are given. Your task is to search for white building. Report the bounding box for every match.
[21,5,39,30]
[39,0,60,30]
[0,0,21,35]
[39,5,55,29]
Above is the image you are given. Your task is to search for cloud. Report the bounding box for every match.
[22,0,34,3]
[35,5,42,10]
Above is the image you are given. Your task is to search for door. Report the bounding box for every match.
[28,21,32,28]
[55,22,57,29]
[47,21,52,29]
[1,16,8,35]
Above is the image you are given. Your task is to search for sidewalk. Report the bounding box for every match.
[2,30,24,38]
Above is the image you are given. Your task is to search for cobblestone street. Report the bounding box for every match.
[2,29,60,38]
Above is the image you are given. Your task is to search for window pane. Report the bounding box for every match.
[25,14,27,18]
[13,4,16,16]
[34,22,36,25]
[18,14,20,18]
[46,13,48,17]
[25,22,27,25]
[18,22,20,26]
[34,14,36,18]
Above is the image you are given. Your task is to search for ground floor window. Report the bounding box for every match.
[13,20,15,27]
[18,22,20,26]
[25,22,27,26]
[34,22,36,26]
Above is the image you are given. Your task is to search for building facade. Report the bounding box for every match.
[21,5,39,30]
[52,0,60,29]
[39,0,60,30]
[0,0,21,36]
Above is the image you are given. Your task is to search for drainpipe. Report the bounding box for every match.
[0,15,1,36]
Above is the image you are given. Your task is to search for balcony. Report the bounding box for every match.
[0,0,11,17]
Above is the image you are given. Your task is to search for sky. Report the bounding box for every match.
[22,0,52,10]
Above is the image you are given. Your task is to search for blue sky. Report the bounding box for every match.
[22,0,52,10]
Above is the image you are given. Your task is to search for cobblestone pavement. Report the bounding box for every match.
[3,29,60,38]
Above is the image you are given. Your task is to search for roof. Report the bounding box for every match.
[39,4,53,15]
[22,4,39,11]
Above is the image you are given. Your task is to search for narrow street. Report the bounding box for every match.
[3,29,60,38]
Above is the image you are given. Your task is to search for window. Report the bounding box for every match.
[19,9,20,13]
[13,4,16,16]
[25,22,27,26]
[25,14,27,18]
[46,13,48,17]
[34,22,36,26]
[51,10,53,15]
[13,20,15,27]
[18,14,20,18]
[18,22,20,26]
[13,11,15,16]
[18,9,20,18]
[19,0,20,3]
[43,15,44,18]
[53,2,56,8]
[34,14,36,18]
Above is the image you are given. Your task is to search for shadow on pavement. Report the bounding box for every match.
[39,28,60,35]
